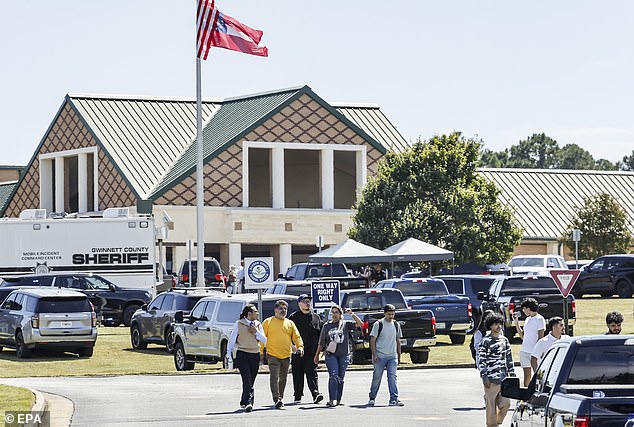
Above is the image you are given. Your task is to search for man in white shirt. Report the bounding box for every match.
[530,317,566,371]
[513,297,545,386]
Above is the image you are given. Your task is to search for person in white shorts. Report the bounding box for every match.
[530,316,567,371]
[513,297,545,386]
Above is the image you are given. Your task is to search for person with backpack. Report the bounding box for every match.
[367,304,404,407]
[313,304,363,407]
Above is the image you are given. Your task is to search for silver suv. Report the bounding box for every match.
[172,293,299,371]
[0,288,97,358]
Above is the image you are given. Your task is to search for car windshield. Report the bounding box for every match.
[567,345,634,385]
[185,261,221,276]
[395,281,447,296]
[175,296,206,311]
[500,277,558,292]
[509,258,544,267]
[38,297,92,313]
[283,285,312,296]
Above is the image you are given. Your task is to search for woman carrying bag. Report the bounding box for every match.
[227,304,267,412]
[313,305,363,407]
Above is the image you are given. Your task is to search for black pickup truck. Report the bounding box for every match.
[340,288,436,364]
[502,334,634,427]
[270,262,368,295]
[478,275,576,340]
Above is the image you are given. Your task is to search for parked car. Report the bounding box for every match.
[478,274,576,340]
[172,293,300,371]
[374,278,471,344]
[572,254,634,298]
[339,288,437,364]
[129,288,217,352]
[508,254,567,275]
[565,259,593,270]
[0,273,152,327]
[434,274,502,329]
[436,263,511,276]
[176,258,226,289]
[274,262,368,290]
[0,288,97,358]
[502,334,634,427]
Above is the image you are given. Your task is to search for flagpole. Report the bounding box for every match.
[195,56,205,287]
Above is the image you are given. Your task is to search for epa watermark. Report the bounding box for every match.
[4,411,49,427]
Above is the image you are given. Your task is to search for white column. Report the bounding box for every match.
[39,158,53,212]
[279,243,292,276]
[78,153,88,213]
[228,243,242,268]
[321,149,334,209]
[54,157,65,213]
[356,150,366,197]
[272,147,285,209]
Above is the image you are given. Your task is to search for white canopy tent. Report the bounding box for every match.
[383,237,454,277]
[308,238,391,264]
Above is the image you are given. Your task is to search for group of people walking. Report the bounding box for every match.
[226,295,405,412]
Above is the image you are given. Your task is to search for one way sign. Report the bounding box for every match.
[549,269,581,298]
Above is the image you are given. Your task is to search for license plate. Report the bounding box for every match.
[436,322,446,329]
[60,321,73,328]
[399,339,407,346]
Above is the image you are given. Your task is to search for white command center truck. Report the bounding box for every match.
[0,208,158,292]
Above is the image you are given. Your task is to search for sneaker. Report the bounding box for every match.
[326,401,335,407]
[367,398,375,406]
[313,394,324,404]
[240,404,246,409]
[275,399,284,409]
[389,400,404,407]
[337,401,343,406]
[294,397,301,404]
[245,404,253,413]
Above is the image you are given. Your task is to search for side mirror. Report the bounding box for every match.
[141,304,148,311]
[277,273,284,279]
[501,377,532,401]
[108,284,115,292]
[174,311,184,323]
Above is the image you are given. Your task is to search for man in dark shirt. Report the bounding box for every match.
[289,294,324,404]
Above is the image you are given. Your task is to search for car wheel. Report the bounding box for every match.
[174,341,194,371]
[616,281,633,298]
[122,305,140,327]
[78,347,94,357]
[570,287,583,299]
[165,326,175,353]
[15,331,31,359]
[449,334,466,345]
[410,350,429,364]
[131,324,147,350]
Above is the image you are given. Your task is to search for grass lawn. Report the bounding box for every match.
[0,297,631,406]
[0,384,33,420]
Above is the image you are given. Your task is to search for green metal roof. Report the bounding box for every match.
[479,168,634,240]
[65,86,404,201]
[0,180,17,215]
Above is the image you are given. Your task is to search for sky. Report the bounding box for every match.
[2,1,634,166]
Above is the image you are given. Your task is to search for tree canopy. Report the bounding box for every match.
[560,193,632,259]
[349,132,522,265]
[480,133,620,170]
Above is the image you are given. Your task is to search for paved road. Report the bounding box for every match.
[2,367,515,426]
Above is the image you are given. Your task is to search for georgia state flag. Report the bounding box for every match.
[211,12,268,57]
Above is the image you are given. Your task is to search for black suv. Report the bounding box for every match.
[129,288,215,352]
[177,258,226,288]
[0,273,152,327]
[573,254,634,298]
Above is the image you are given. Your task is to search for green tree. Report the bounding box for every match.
[560,193,632,259]
[349,132,523,265]
[594,158,619,171]
[480,148,508,168]
[506,133,558,168]
[554,144,596,170]
[618,149,634,171]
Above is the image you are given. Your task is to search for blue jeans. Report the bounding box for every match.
[369,355,398,401]
[324,353,349,402]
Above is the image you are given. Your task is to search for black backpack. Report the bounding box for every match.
[376,319,401,340]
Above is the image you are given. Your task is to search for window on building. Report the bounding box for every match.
[334,150,356,209]
[285,149,321,209]
[248,148,271,207]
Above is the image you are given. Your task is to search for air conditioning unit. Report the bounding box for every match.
[19,209,47,220]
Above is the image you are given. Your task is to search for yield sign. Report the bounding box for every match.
[549,269,581,298]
